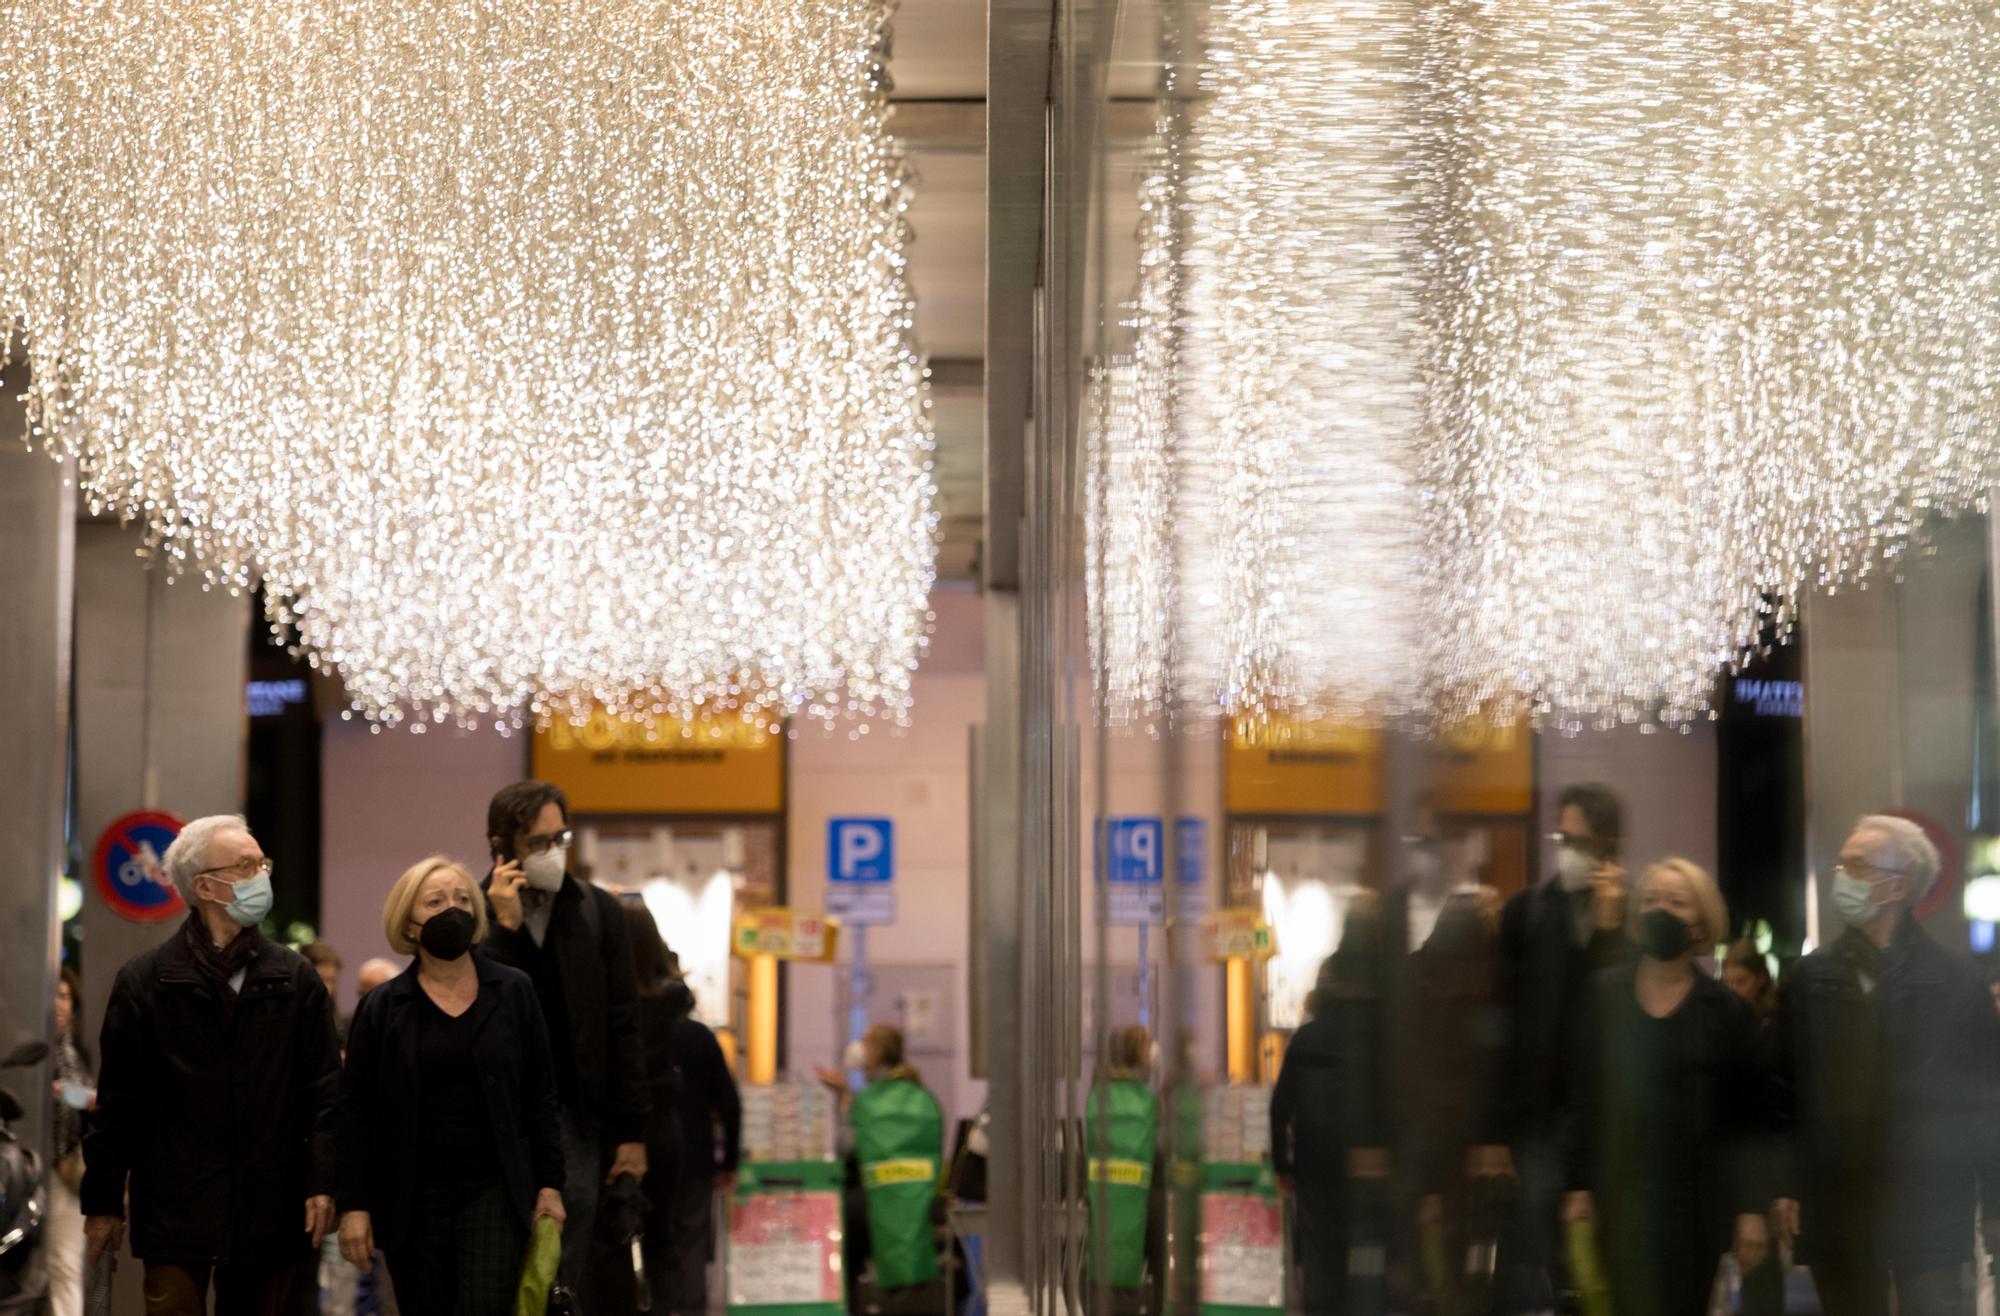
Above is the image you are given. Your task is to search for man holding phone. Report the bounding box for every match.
[480,780,650,1311]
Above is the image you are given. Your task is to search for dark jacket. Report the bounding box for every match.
[479,871,650,1145]
[641,980,741,1184]
[81,929,341,1264]
[1270,977,1387,1186]
[1569,968,1774,1260]
[1496,878,1631,1143]
[336,952,565,1254]
[1775,919,2000,1268]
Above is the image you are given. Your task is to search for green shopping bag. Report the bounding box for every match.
[1563,1216,1613,1316]
[515,1214,563,1316]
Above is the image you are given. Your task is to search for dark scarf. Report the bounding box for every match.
[181,911,265,990]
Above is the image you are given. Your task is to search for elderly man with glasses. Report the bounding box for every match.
[1774,814,2000,1316]
[81,814,341,1316]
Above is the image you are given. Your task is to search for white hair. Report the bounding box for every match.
[163,814,252,904]
[1855,814,1942,900]
[356,958,400,992]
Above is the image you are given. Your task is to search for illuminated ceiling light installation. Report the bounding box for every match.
[1093,0,1428,728]
[1418,0,2000,728]
[1095,0,2000,730]
[0,0,936,728]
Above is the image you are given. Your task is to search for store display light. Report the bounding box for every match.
[0,0,936,728]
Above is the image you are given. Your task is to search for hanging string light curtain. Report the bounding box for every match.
[0,0,936,728]
[1093,0,1429,730]
[1093,0,2000,730]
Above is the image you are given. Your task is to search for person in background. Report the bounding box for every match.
[838,1025,944,1307]
[1721,941,1784,1316]
[301,942,342,1013]
[1270,898,1390,1315]
[346,955,405,1316]
[45,966,94,1316]
[1774,815,2000,1316]
[1086,1025,1160,1307]
[1493,782,1632,1312]
[337,856,565,1313]
[1408,887,1509,1314]
[83,815,341,1316]
[356,958,398,999]
[480,780,650,1311]
[608,909,743,1316]
[1565,860,1770,1316]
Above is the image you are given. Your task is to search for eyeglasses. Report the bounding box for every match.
[1548,831,1613,851]
[519,830,572,858]
[194,856,274,884]
[1834,861,1909,882]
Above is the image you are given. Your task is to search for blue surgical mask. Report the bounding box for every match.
[215,873,274,927]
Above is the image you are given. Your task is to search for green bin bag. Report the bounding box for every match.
[852,1075,944,1288]
[1085,1078,1159,1290]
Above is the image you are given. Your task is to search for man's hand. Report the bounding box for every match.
[1772,1198,1800,1246]
[1561,1190,1595,1223]
[489,859,527,931]
[338,1211,375,1273]
[1591,862,1630,932]
[85,1216,124,1267]
[606,1141,647,1185]
[305,1195,335,1249]
[534,1188,567,1225]
[1734,1212,1769,1274]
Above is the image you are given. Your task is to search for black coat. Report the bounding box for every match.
[640,981,742,1184]
[1775,920,2000,1268]
[479,872,650,1146]
[81,927,340,1264]
[336,952,566,1254]
[1496,878,1631,1143]
[1568,966,1774,1298]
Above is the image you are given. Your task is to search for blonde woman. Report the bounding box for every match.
[336,857,564,1314]
[1563,858,1772,1316]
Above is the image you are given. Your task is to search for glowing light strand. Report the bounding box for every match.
[0,0,937,729]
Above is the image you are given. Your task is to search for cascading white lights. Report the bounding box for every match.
[1093,0,2000,731]
[0,0,936,729]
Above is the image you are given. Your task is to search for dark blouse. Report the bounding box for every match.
[414,990,496,1183]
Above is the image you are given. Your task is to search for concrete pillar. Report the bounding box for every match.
[0,364,74,1160]
[75,523,250,1045]
[1802,517,1987,950]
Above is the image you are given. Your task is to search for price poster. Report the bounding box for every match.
[726,1188,843,1313]
[1199,1189,1285,1312]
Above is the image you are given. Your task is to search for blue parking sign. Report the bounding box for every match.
[1105,817,1164,925]
[828,818,894,925]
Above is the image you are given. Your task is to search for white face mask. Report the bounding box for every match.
[1556,844,1598,893]
[522,847,567,892]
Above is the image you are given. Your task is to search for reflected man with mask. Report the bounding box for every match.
[1493,782,1632,1312]
[1774,815,2000,1316]
[82,815,341,1315]
[480,780,650,1310]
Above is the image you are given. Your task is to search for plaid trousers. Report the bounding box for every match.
[385,1177,527,1316]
